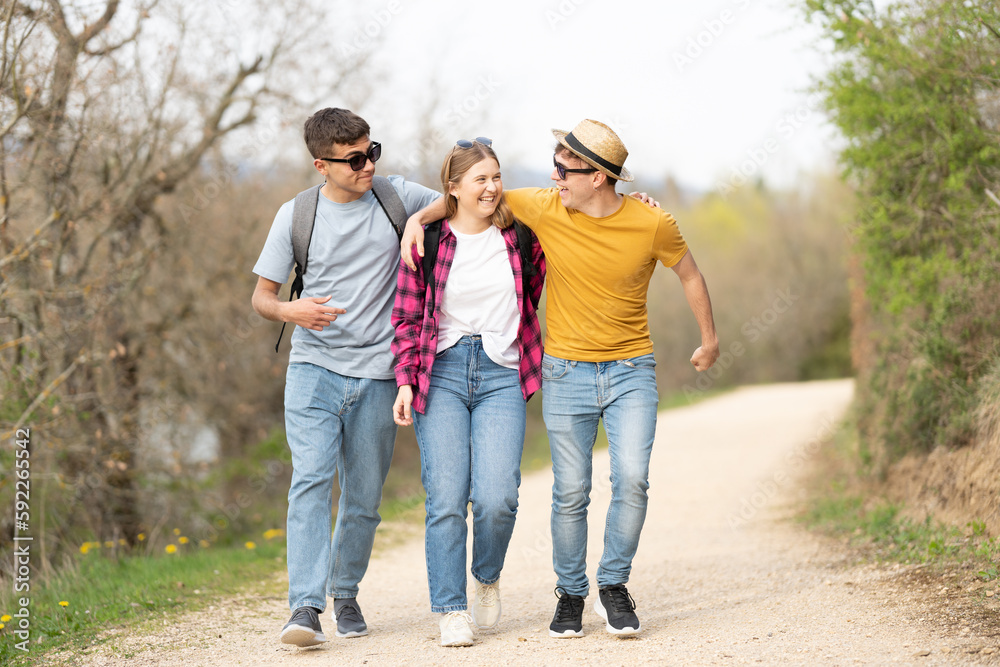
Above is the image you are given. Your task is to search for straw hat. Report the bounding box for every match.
[552,119,633,183]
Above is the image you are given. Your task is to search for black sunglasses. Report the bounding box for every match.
[553,155,597,180]
[319,142,381,171]
[455,136,492,149]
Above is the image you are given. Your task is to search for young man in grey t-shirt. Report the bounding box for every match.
[252,108,439,647]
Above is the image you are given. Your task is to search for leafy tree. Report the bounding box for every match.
[803,0,1000,466]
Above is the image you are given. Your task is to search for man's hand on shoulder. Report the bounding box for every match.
[628,192,660,209]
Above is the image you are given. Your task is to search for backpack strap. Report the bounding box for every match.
[513,221,537,278]
[275,184,322,352]
[512,221,540,311]
[371,175,406,241]
[422,220,443,315]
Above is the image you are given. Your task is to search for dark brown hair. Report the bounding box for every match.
[303,108,371,159]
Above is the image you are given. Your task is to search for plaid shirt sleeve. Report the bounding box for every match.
[506,225,546,401]
[391,245,426,388]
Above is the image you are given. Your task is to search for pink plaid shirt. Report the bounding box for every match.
[391,219,546,414]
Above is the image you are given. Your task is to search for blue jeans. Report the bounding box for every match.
[284,362,397,612]
[541,352,659,597]
[413,336,526,613]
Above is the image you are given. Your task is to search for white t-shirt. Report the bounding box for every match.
[437,225,520,369]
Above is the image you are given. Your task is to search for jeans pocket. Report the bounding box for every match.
[542,356,570,380]
[621,354,656,370]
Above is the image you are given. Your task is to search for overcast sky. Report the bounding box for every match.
[341,0,839,194]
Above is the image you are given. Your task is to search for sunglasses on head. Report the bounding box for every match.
[319,141,381,171]
[553,155,597,180]
[455,136,492,149]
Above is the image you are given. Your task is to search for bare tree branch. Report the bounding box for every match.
[980,16,1000,43]
[0,210,63,269]
[1,350,87,440]
[77,0,120,48]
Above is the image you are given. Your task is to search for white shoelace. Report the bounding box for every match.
[477,583,499,607]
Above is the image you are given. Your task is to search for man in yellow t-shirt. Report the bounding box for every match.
[401,120,719,639]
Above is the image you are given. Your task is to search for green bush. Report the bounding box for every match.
[804,0,1000,464]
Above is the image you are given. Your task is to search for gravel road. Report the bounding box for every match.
[71,379,1000,666]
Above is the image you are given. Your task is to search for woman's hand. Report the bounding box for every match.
[393,385,414,426]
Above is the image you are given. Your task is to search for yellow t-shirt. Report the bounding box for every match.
[506,187,688,362]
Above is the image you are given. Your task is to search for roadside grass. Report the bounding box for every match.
[800,416,1000,576]
[0,538,286,667]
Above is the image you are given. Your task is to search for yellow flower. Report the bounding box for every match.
[0,622,5,630]
[173,528,181,536]
[263,529,285,541]
[199,540,210,548]
[137,533,146,541]
[80,543,91,555]
[1,615,11,622]
[178,536,189,545]
[103,541,113,549]
[59,601,69,608]
[165,544,177,554]
[119,539,127,546]
[244,541,256,550]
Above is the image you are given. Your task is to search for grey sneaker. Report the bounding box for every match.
[595,584,640,636]
[334,598,368,638]
[281,606,327,646]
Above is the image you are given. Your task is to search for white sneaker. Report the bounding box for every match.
[439,611,475,647]
[472,580,501,629]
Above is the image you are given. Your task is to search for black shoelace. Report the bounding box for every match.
[553,593,585,622]
[603,585,636,613]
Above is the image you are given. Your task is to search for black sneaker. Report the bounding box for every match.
[548,588,585,638]
[334,598,368,638]
[281,606,327,647]
[595,584,640,636]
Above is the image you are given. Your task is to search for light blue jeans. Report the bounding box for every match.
[542,352,659,597]
[284,362,397,612]
[413,336,526,613]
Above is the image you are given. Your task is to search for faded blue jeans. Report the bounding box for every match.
[542,352,659,598]
[284,362,397,612]
[413,336,526,613]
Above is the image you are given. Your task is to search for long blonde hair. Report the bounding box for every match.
[440,142,514,229]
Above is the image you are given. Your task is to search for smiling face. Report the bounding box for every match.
[449,157,502,220]
[551,148,598,210]
[313,136,377,202]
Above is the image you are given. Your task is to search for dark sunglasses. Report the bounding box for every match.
[319,142,381,171]
[455,136,492,149]
[553,155,597,180]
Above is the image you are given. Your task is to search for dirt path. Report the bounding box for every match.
[71,379,1000,665]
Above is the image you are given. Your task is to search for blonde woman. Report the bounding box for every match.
[391,138,545,646]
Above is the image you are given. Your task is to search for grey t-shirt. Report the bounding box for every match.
[254,175,440,379]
